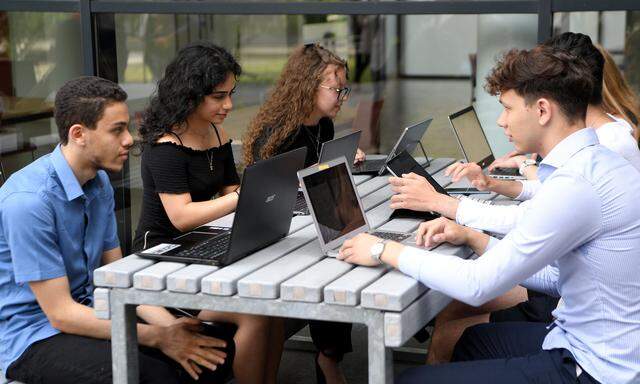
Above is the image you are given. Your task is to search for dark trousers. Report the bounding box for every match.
[309,321,353,361]
[490,290,560,323]
[397,322,600,384]
[6,325,235,384]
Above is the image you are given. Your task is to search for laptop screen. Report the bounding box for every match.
[450,108,493,164]
[300,162,366,244]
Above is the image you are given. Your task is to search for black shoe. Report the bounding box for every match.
[315,353,327,384]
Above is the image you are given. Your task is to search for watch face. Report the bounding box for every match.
[371,242,384,256]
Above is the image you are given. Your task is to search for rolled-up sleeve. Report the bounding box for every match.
[398,172,601,307]
[515,179,542,201]
[455,198,526,235]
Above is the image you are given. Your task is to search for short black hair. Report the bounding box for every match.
[485,46,594,124]
[54,76,128,145]
[544,32,604,105]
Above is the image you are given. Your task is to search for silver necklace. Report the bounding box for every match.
[205,149,214,172]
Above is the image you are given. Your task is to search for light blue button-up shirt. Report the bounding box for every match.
[399,128,640,383]
[0,145,120,371]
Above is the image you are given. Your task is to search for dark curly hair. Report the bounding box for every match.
[55,76,127,145]
[138,42,241,144]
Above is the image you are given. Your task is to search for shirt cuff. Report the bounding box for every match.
[455,198,473,225]
[514,180,528,200]
[486,236,500,251]
[398,246,430,280]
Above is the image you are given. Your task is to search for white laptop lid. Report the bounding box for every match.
[297,156,371,254]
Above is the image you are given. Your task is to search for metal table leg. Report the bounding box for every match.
[111,290,139,384]
[367,313,393,384]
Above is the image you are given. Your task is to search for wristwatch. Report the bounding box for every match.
[370,240,387,265]
[518,158,537,176]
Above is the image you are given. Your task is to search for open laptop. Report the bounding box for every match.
[351,118,432,176]
[298,156,415,257]
[385,150,491,220]
[138,147,306,266]
[448,106,523,179]
[294,131,362,216]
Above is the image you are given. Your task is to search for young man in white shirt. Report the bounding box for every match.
[338,46,640,383]
[388,32,640,364]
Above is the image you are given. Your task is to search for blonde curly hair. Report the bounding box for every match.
[243,43,347,165]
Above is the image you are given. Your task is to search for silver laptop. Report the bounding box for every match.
[352,117,433,176]
[298,156,414,257]
[293,130,363,216]
[448,106,524,180]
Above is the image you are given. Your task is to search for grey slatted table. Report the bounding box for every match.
[95,156,498,384]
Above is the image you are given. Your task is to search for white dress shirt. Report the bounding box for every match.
[459,121,640,231]
[399,128,640,384]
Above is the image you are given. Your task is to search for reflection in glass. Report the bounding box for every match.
[114,13,537,250]
[553,11,640,94]
[0,12,82,183]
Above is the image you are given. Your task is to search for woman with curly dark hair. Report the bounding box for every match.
[243,43,361,384]
[243,43,364,168]
[134,42,283,384]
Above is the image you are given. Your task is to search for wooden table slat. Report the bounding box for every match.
[93,255,155,288]
[167,264,219,293]
[133,262,186,291]
[281,258,354,302]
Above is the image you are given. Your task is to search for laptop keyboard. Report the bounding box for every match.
[293,193,310,215]
[455,194,493,205]
[369,231,412,242]
[174,232,231,260]
[491,167,520,176]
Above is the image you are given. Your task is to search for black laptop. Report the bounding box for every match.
[351,118,432,176]
[138,147,306,266]
[385,150,488,220]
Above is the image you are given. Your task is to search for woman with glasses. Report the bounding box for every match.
[243,43,364,168]
[134,42,284,384]
[243,43,361,384]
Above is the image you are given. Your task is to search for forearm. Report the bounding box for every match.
[486,178,523,199]
[220,183,240,196]
[464,227,490,255]
[171,193,238,231]
[137,305,176,327]
[50,301,162,347]
[429,194,460,220]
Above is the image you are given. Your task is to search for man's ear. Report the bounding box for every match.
[536,98,552,126]
[67,124,87,146]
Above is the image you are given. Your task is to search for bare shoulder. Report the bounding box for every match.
[156,132,181,145]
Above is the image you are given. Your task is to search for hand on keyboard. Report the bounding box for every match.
[415,217,470,248]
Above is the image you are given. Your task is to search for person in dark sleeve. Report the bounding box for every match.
[243,43,363,384]
[134,42,283,384]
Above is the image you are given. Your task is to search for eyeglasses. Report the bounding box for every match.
[318,84,351,102]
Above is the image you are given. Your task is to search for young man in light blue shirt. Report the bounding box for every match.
[339,46,640,383]
[0,76,234,384]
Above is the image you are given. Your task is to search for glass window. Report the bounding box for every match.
[0,11,83,182]
[112,12,537,251]
[554,11,640,94]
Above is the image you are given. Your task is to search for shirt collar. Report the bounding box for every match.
[537,128,599,183]
[51,144,86,201]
